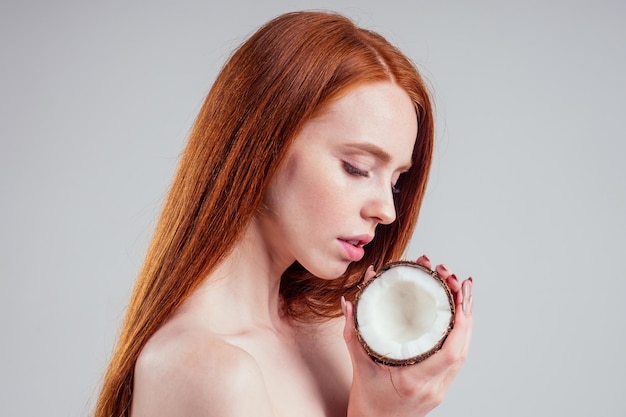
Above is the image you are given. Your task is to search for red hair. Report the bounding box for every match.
[95,10,434,417]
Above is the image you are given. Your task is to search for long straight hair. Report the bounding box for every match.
[95,10,434,417]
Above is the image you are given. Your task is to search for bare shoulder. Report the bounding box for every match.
[131,323,275,417]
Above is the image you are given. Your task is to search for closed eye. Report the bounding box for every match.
[343,161,369,178]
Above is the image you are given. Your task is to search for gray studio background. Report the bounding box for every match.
[1,1,624,416]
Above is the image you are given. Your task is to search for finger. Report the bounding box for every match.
[445,273,462,294]
[461,278,474,317]
[435,263,451,279]
[342,297,377,366]
[461,283,474,359]
[362,265,376,284]
[416,254,432,269]
[455,291,474,365]
[436,264,462,294]
[341,297,360,352]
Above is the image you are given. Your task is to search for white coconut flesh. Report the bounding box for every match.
[354,262,455,365]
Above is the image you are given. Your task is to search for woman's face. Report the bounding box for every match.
[259,82,418,279]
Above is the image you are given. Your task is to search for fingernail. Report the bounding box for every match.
[449,274,458,283]
[462,281,472,316]
[439,264,449,273]
[421,254,430,263]
[341,296,347,317]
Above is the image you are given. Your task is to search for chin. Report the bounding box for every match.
[309,262,351,281]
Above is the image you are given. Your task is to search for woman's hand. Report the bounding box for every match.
[342,255,473,417]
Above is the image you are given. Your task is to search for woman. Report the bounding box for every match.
[95,10,473,417]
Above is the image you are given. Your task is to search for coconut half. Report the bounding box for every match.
[354,261,455,366]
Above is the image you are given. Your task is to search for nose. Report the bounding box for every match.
[362,189,397,225]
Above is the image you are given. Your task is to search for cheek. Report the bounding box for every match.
[283,153,340,207]
[270,149,354,227]
[267,156,324,221]
[306,175,355,228]
[292,174,336,219]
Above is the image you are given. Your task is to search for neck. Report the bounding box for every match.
[184,217,295,333]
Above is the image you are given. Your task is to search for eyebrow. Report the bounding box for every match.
[343,143,413,172]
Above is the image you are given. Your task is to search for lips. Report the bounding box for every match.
[338,235,373,262]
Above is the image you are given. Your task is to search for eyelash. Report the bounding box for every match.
[343,161,401,194]
[343,161,369,178]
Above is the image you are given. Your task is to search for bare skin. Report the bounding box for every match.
[131,225,354,417]
[130,82,473,417]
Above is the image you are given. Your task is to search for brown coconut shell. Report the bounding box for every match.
[353,260,455,366]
